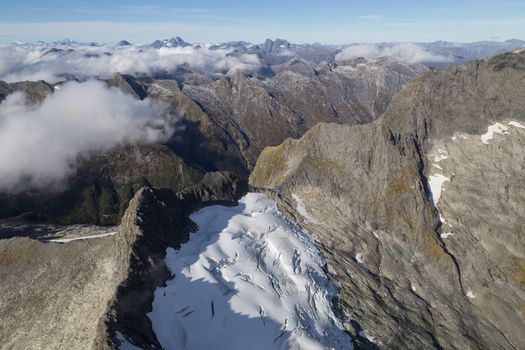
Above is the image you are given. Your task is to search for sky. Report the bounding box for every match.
[0,0,524,44]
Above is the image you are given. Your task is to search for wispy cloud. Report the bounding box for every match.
[118,5,211,14]
[0,41,261,83]
[356,15,383,21]
[18,5,106,15]
[0,80,176,192]
[335,43,452,64]
[384,18,525,28]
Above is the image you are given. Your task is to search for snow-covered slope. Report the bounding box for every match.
[147,193,352,350]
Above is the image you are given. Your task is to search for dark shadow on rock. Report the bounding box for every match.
[167,118,249,176]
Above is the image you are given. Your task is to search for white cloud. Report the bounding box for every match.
[0,43,261,83]
[335,43,452,64]
[0,80,176,192]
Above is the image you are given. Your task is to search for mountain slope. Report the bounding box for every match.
[0,144,204,225]
[250,50,525,349]
[0,54,425,225]
[0,172,246,350]
[161,57,428,172]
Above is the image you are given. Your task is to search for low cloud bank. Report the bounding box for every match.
[0,80,176,192]
[335,43,452,64]
[0,43,261,83]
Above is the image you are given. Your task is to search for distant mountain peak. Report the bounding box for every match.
[149,36,191,49]
[52,39,79,46]
[261,38,291,54]
[116,40,131,46]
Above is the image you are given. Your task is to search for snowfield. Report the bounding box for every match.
[147,193,352,350]
[45,231,116,243]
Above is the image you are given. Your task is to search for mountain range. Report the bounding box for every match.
[0,39,524,349]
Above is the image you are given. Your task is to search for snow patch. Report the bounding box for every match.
[440,232,454,239]
[355,253,364,265]
[358,330,375,343]
[508,121,525,129]
[46,231,116,243]
[292,193,321,225]
[434,154,448,162]
[466,290,476,299]
[148,193,352,349]
[428,174,450,206]
[480,122,508,144]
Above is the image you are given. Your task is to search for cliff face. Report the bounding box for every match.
[0,172,247,350]
[100,171,247,349]
[249,51,525,349]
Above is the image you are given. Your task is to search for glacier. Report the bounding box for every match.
[147,193,352,350]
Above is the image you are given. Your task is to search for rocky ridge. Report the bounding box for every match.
[0,171,247,349]
[250,50,525,349]
[0,55,426,225]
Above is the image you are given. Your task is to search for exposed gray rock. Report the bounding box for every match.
[0,171,247,350]
[0,228,121,350]
[0,81,12,102]
[250,51,525,349]
[169,58,426,173]
[106,73,149,100]
[7,80,54,104]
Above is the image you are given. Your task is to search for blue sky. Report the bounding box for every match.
[0,0,524,44]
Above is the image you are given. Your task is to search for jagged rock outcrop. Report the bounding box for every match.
[0,171,247,350]
[250,51,525,349]
[106,73,149,100]
[0,81,12,102]
[149,36,191,49]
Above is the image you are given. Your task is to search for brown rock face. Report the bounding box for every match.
[250,51,525,349]
[0,233,120,350]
